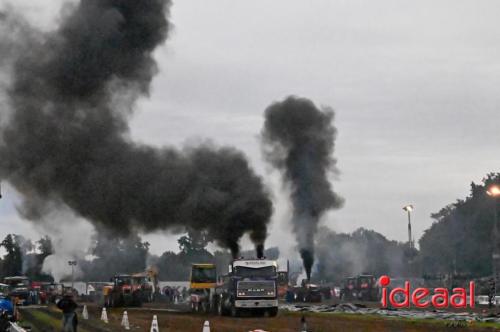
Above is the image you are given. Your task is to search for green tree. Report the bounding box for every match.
[24,236,54,281]
[419,173,500,278]
[314,227,409,283]
[80,233,150,281]
[0,234,23,277]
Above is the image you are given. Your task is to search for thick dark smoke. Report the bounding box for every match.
[261,96,343,279]
[0,0,272,257]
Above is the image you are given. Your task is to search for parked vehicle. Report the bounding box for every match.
[340,275,379,301]
[292,283,323,303]
[3,277,32,305]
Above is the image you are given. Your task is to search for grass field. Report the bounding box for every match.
[16,305,500,332]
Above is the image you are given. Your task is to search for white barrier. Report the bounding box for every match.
[9,322,27,332]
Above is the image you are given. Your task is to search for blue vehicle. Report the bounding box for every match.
[0,298,13,317]
[0,297,15,332]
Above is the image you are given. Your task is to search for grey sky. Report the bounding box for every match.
[1,0,500,256]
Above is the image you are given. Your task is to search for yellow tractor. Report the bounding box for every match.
[189,263,217,313]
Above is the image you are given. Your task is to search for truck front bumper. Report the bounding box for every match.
[234,299,278,308]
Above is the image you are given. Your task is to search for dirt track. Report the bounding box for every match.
[16,304,500,332]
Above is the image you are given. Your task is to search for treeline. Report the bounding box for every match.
[0,230,279,282]
[0,234,53,281]
[313,172,500,282]
[418,173,500,278]
[314,227,410,283]
[149,239,280,281]
[2,173,499,283]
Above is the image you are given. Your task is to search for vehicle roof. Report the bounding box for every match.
[131,273,148,277]
[4,276,28,280]
[232,259,277,268]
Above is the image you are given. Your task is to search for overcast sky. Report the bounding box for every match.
[1,0,500,256]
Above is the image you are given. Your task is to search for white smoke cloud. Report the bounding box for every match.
[38,210,94,282]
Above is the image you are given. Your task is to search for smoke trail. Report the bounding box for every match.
[0,0,272,257]
[261,96,343,279]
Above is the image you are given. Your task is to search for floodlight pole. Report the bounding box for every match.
[487,185,500,309]
[68,260,77,291]
[403,205,414,249]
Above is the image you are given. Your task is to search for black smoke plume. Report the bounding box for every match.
[256,243,264,259]
[261,96,343,279]
[0,0,272,257]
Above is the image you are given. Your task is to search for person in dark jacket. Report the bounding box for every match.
[57,294,78,332]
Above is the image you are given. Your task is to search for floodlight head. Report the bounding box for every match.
[403,205,414,212]
[487,185,500,197]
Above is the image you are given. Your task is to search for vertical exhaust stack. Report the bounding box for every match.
[256,243,264,259]
[0,1,272,256]
[261,96,344,280]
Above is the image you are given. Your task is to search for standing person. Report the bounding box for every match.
[181,287,188,301]
[57,293,78,332]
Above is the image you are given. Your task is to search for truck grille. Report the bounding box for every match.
[237,281,275,298]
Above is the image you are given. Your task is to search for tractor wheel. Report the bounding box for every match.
[217,298,224,316]
[268,307,278,317]
[230,304,239,317]
[202,301,209,313]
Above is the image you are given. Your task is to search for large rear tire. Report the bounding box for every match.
[268,307,278,317]
[202,301,209,313]
[217,298,224,316]
[230,304,239,317]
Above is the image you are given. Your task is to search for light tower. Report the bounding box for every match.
[403,205,414,248]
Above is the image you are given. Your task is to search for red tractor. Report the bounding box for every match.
[103,275,143,307]
[103,274,154,307]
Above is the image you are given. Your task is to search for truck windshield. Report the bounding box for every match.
[234,266,276,278]
[192,268,216,283]
[133,277,148,284]
[115,277,133,285]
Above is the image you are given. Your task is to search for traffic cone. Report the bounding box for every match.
[101,307,109,323]
[150,315,159,332]
[82,305,88,320]
[202,320,210,332]
[300,315,307,332]
[121,311,130,330]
